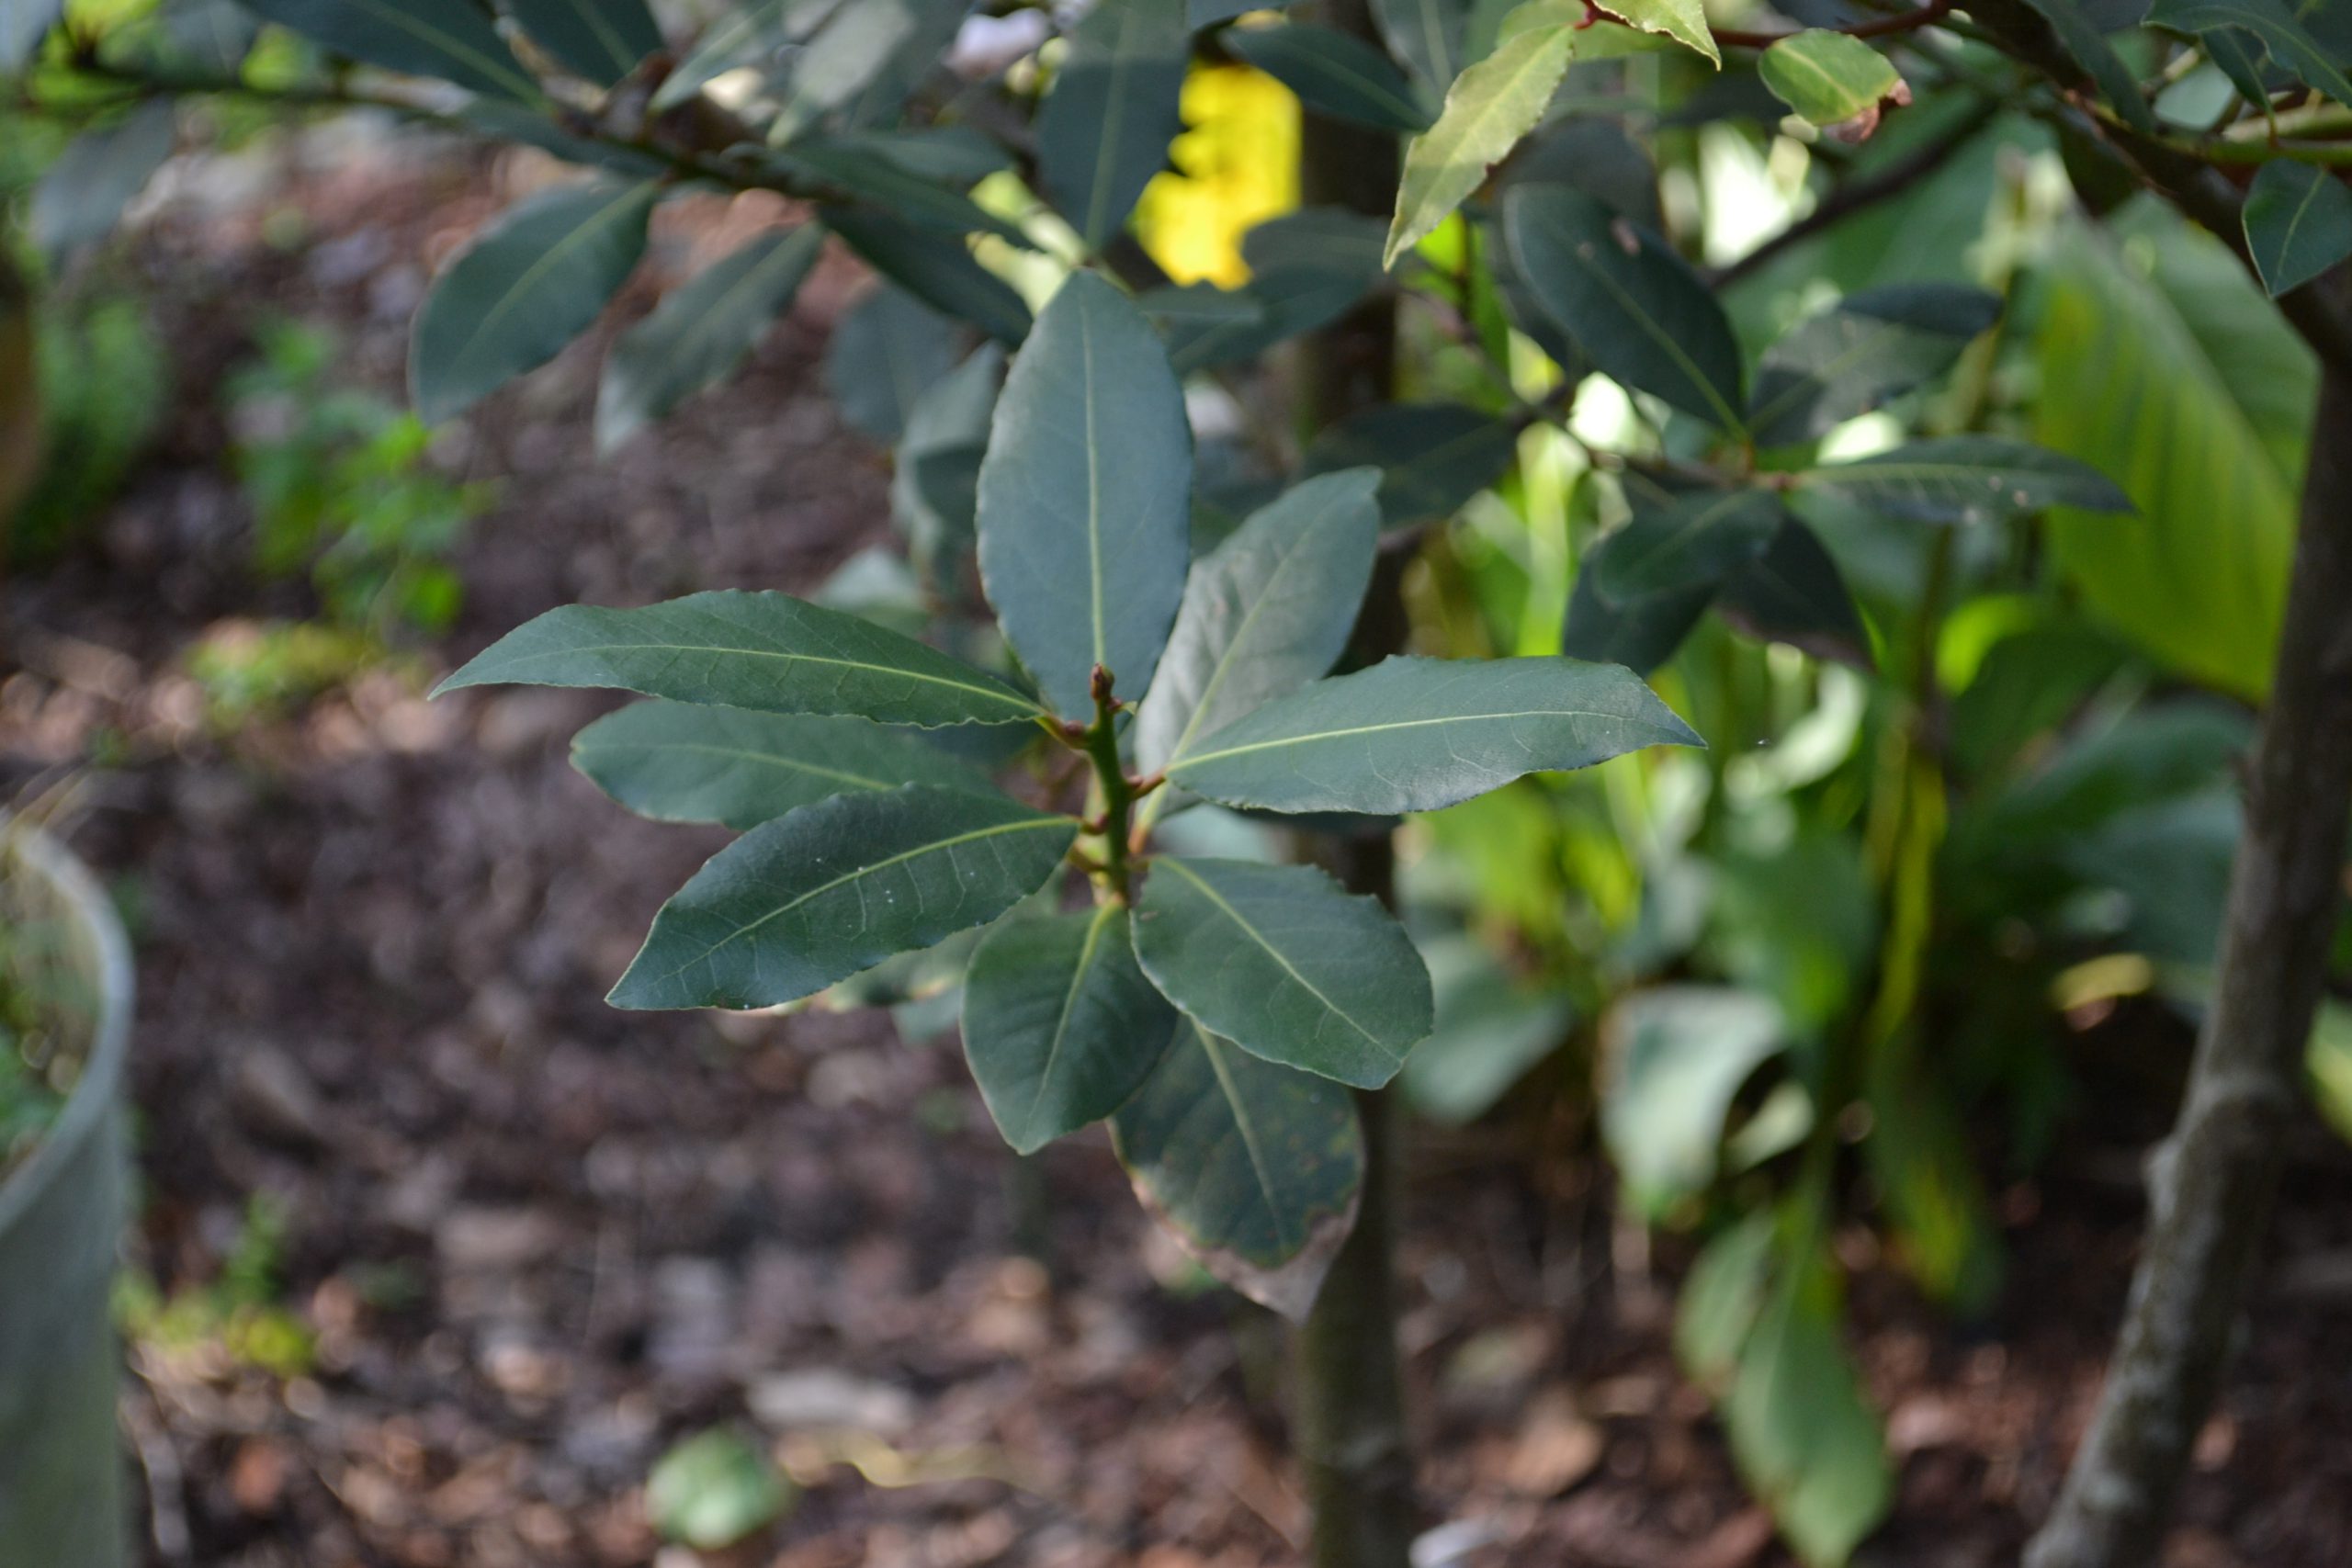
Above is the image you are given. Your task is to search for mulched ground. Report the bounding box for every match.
[5,121,2351,1568]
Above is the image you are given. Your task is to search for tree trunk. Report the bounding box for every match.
[2025,272,2352,1568]
[1289,6,1418,1565]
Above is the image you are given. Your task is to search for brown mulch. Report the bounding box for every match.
[5,124,2351,1568]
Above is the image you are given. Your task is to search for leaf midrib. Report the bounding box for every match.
[447,183,653,385]
[465,636,1035,714]
[1173,702,1645,771]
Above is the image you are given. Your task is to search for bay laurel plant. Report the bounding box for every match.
[439,267,1703,1310]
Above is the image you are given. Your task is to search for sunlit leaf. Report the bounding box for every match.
[1591,0,1720,66]
[1385,8,1577,268]
[1758,30,1900,126]
[647,1429,794,1549]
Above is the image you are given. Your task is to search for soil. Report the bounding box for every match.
[4,124,2350,1568]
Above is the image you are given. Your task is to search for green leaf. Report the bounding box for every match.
[2147,0,2352,107]
[500,0,662,84]
[1169,654,1701,815]
[1370,0,1470,90]
[891,344,1003,566]
[647,1428,795,1550]
[1725,1266,1894,1567]
[1035,0,1190,250]
[1591,0,1720,66]
[962,906,1181,1153]
[977,272,1193,719]
[651,0,824,111]
[410,179,657,423]
[823,209,1033,345]
[2036,209,2309,698]
[1191,0,1291,23]
[1589,489,1787,602]
[237,0,540,100]
[1225,21,1434,131]
[597,225,822,453]
[1136,468,1383,773]
[826,285,957,444]
[2,0,62,73]
[1757,30,1900,125]
[775,0,964,136]
[1717,517,1873,670]
[2243,160,2352,298]
[1561,569,1711,675]
[1796,434,2133,525]
[1600,986,1785,1215]
[1397,936,1575,1126]
[29,102,176,270]
[144,0,260,74]
[1675,1213,1775,1388]
[1502,184,1747,430]
[1111,1021,1363,1320]
[437,589,1039,727]
[612,784,1076,1010]
[1384,11,1577,269]
[1134,856,1433,1088]
[1749,283,1999,446]
[767,138,1028,245]
[2018,0,2158,134]
[571,701,989,829]
[1302,402,1520,526]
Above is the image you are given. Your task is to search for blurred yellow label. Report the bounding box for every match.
[1135,63,1301,288]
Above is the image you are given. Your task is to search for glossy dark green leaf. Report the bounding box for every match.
[456,98,672,176]
[1111,1021,1362,1320]
[1757,28,1900,125]
[437,589,1039,727]
[820,126,1014,185]
[1717,517,1873,669]
[1191,0,1291,23]
[1159,265,1367,373]
[1225,21,1433,131]
[2018,0,2158,133]
[611,784,1076,1010]
[891,344,1003,562]
[1385,14,1577,267]
[1035,0,1190,250]
[571,701,990,829]
[2,0,62,72]
[1748,284,2000,446]
[501,0,662,84]
[1303,402,1520,526]
[1589,489,1785,602]
[2146,0,2352,106]
[1244,206,1392,278]
[238,0,540,100]
[2243,159,2352,298]
[598,226,822,453]
[766,138,1027,244]
[651,0,831,110]
[29,102,175,270]
[1561,567,1712,674]
[826,285,959,444]
[976,272,1193,718]
[962,906,1181,1153]
[1796,435,2133,524]
[1136,469,1383,773]
[411,179,656,423]
[775,0,965,135]
[1169,654,1702,815]
[1503,184,1747,430]
[1370,0,1469,89]
[824,209,1033,345]
[1134,856,1433,1088]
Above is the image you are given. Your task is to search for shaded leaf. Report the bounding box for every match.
[1561,567,1712,674]
[571,701,990,829]
[1036,0,1190,250]
[1385,10,1577,268]
[2243,159,2352,298]
[612,784,1076,1010]
[891,344,1003,563]
[1725,1266,1894,1567]
[977,272,1193,718]
[1134,856,1433,1088]
[501,0,662,84]
[2018,0,2158,133]
[1225,21,1434,131]
[962,906,1181,1153]
[775,0,965,135]
[827,285,959,444]
[1136,468,1384,773]
[1169,654,1702,815]
[2,0,61,72]
[766,137,1028,244]
[411,179,657,423]
[1591,0,1720,65]
[1302,402,1520,526]
[2146,0,2352,106]
[824,209,1033,345]
[1112,1021,1363,1321]
[652,0,831,111]
[1503,184,1747,429]
[1748,283,1999,446]
[1796,434,2132,524]
[1601,986,1785,1214]
[238,0,540,100]
[1717,517,1873,669]
[598,225,822,453]
[437,589,1038,727]
[1371,0,1470,88]
[1675,1213,1776,1388]
[1758,29,1900,125]
[29,102,176,270]
[1589,488,1786,602]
